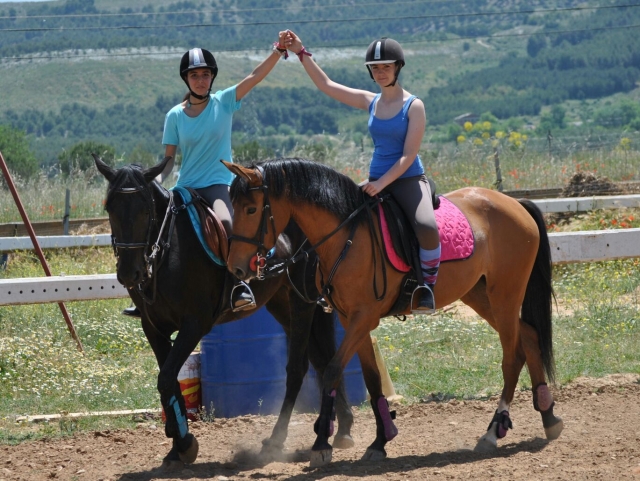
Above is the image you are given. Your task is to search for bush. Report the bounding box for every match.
[0,125,39,181]
[58,141,117,177]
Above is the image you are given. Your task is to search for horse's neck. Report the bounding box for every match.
[150,181,170,215]
[290,204,353,258]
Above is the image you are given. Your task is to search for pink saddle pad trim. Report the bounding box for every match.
[378,195,474,271]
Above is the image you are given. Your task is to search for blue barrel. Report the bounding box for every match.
[200,307,367,418]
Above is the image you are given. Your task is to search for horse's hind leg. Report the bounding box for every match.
[262,293,314,456]
[307,309,355,450]
[461,283,525,452]
[519,320,564,440]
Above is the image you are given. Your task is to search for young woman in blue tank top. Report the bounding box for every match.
[283,32,440,313]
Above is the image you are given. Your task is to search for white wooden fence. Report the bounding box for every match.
[2,195,640,306]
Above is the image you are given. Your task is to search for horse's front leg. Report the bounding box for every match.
[153,317,202,468]
[354,335,397,462]
[310,315,378,467]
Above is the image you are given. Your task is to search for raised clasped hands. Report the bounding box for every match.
[281,30,302,54]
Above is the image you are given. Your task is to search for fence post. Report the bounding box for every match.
[493,147,503,192]
[63,188,70,235]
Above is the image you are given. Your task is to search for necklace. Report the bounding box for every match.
[187,96,209,108]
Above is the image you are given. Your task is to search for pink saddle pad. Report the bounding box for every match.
[379,195,475,272]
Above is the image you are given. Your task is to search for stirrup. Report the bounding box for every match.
[317,297,333,313]
[231,281,257,312]
[411,284,435,315]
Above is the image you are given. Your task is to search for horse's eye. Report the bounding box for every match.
[247,207,257,215]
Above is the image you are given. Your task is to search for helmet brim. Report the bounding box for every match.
[365,60,397,65]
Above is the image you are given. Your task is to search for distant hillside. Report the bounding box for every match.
[2,0,640,164]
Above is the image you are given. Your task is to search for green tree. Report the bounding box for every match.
[0,125,39,181]
[58,141,117,177]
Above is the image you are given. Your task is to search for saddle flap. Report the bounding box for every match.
[186,188,229,262]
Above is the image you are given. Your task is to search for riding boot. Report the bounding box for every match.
[122,304,141,317]
[411,284,435,315]
[231,280,257,312]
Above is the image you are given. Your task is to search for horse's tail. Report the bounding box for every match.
[519,199,555,384]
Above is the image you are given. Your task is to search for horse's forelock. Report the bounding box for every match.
[105,164,147,208]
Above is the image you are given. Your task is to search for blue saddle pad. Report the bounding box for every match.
[171,186,225,266]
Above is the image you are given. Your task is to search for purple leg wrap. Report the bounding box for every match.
[377,397,398,441]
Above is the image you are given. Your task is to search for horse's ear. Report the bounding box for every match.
[143,156,172,183]
[93,153,116,182]
[221,160,263,186]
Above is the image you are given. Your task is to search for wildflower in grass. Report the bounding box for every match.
[495,131,505,139]
[464,121,473,132]
[457,135,466,143]
[620,137,631,150]
[473,138,483,146]
[482,132,490,139]
[482,121,491,131]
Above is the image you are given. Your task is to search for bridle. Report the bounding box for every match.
[227,166,277,280]
[109,178,182,304]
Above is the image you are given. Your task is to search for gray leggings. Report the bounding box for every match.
[378,175,440,250]
[194,184,233,235]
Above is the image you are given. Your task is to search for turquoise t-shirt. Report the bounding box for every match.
[162,85,242,189]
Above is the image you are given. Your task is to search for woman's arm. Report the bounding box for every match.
[286,30,375,111]
[235,31,288,101]
[361,99,426,196]
[159,144,177,182]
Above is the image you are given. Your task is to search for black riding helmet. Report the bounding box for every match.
[180,48,218,100]
[364,37,405,86]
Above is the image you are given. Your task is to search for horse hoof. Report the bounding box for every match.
[544,418,564,440]
[178,436,199,464]
[474,436,497,453]
[260,441,284,460]
[309,449,332,467]
[361,447,386,462]
[161,459,184,471]
[333,434,355,449]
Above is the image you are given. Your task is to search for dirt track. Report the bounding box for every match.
[2,374,640,481]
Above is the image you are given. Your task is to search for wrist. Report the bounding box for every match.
[296,45,312,62]
[272,42,289,59]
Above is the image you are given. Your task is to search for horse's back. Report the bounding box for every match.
[444,187,540,240]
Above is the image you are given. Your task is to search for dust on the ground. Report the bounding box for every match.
[2,374,639,481]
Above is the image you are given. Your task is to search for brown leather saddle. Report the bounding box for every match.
[185,188,229,263]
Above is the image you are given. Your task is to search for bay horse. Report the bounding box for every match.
[93,155,356,468]
[224,158,563,467]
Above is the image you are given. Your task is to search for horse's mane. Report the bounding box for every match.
[105,164,168,210]
[230,158,368,223]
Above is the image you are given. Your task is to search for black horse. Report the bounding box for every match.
[94,155,355,468]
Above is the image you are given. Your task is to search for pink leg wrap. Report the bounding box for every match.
[535,384,553,412]
[329,389,336,437]
[377,397,398,441]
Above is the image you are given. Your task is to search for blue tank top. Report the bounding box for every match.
[368,94,425,180]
